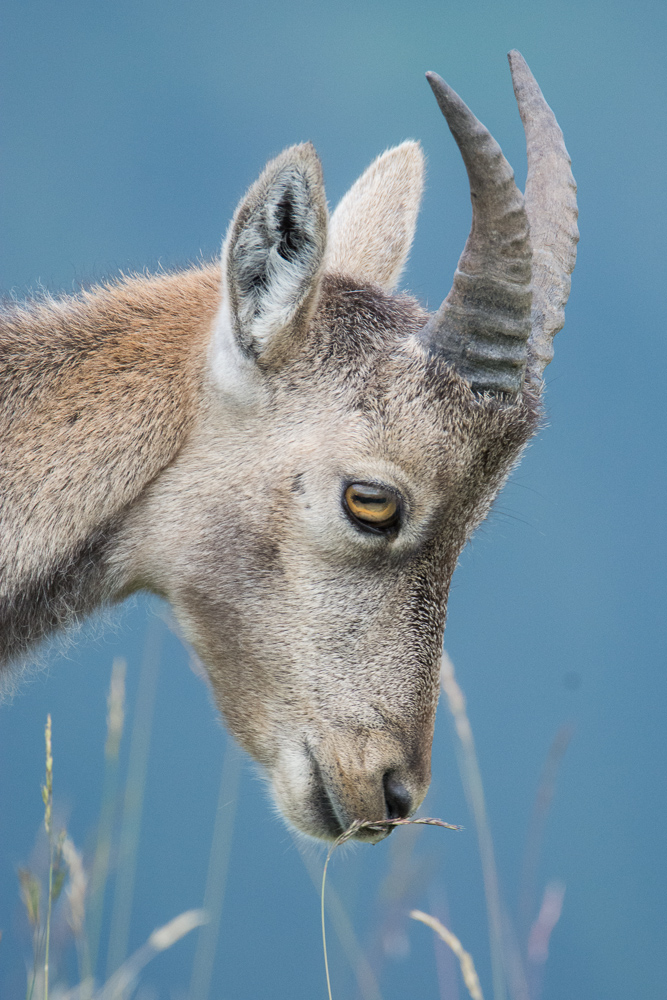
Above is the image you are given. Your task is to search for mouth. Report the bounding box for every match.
[308,753,346,839]
[306,750,393,844]
[269,735,424,843]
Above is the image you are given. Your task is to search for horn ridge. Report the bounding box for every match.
[419,71,533,396]
[507,50,579,379]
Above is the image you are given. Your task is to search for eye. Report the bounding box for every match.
[343,483,400,534]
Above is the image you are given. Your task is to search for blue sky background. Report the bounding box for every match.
[1,1,666,998]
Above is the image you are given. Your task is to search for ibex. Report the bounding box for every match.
[0,52,577,841]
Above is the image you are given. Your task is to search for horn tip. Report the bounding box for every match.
[425,70,446,92]
[424,70,458,116]
[507,49,538,91]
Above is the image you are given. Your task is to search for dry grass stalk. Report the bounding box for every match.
[87,659,126,983]
[19,690,204,1000]
[57,909,207,1000]
[527,881,565,964]
[187,740,242,1000]
[296,839,383,1000]
[105,658,126,763]
[518,726,572,949]
[320,817,462,1000]
[43,714,54,1000]
[24,716,68,1000]
[42,716,53,836]
[410,909,484,1000]
[62,835,88,938]
[97,909,206,1000]
[20,865,42,1000]
[371,823,432,977]
[441,651,507,1000]
[106,627,161,983]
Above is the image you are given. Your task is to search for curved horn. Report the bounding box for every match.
[508,50,579,379]
[418,71,533,395]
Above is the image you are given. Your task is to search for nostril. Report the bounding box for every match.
[383,772,412,820]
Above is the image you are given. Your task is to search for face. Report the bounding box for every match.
[139,276,538,841]
[120,55,575,840]
[127,56,573,834]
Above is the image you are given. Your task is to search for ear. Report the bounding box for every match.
[221,143,328,363]
[326,141,424,291]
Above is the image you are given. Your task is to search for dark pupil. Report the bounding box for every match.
[354,491,387,507]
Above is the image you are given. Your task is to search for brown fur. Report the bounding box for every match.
[0,267,220,660]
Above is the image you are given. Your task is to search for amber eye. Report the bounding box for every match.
[343,483,400,532]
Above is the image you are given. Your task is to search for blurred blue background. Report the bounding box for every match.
[1,1,665,998]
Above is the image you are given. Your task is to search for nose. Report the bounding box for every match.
[383,771,413,820]
[296,728,433,840]
[309,753,426,840]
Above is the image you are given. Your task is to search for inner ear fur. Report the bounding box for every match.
[326,141,424,292]
[223,143,328,364]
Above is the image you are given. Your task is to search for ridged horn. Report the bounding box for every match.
[417,70,533,395]
[508,50,579,379]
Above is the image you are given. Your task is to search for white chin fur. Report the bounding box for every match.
[269,743,330,840]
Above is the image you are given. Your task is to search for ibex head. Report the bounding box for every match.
[119,52,577,840]
[1,53,577,841]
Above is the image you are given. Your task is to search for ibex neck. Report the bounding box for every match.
[0,263,221,664]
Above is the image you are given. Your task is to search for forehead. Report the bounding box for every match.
[287,276,480,459]
[304,274,429,380]
[273,274,539,495]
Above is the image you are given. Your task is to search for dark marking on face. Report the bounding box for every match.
[251,536,282,574]
[290,472,306,494]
